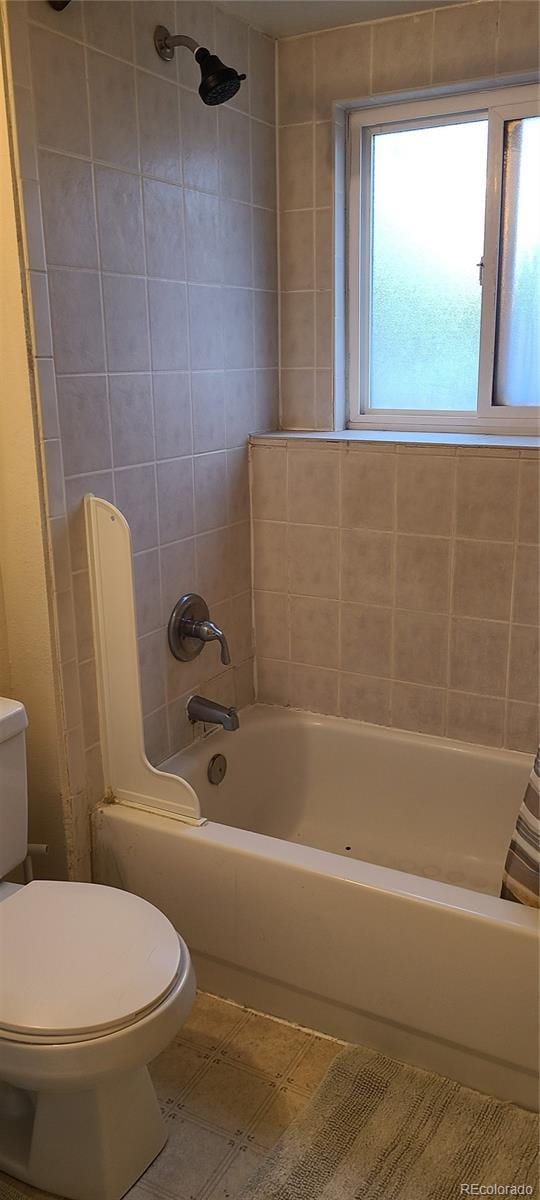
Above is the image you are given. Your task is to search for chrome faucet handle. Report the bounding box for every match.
[183,618,231,666]
[168,594,232,665]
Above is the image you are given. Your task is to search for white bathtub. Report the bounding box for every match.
[92,705,539,1108]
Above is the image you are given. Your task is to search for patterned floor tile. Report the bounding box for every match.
[203,1145,265,1200]
[130,1115,233,1200]
[220,1011,311,1081]
[181,1058,275,1136]
[0,993,343,1200]
[286,1033,343,1094]
[179,993,248,1054]
[248,1084,308,1151]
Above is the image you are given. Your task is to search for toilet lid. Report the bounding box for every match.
[0,881,182,1038]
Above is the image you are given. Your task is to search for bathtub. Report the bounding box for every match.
[92,704,539,1109]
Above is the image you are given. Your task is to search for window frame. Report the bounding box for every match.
[347,83,540,435]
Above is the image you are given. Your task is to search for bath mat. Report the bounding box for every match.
[239,1046,539,1199]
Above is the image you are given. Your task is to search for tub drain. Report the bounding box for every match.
[208,753,227,785]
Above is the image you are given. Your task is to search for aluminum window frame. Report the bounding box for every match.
[347,83,540,435]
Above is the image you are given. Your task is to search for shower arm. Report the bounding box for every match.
[154,27,203,62]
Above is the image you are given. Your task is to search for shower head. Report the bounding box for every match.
[154,27,246,106]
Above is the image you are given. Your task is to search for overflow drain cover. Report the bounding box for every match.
[208,753,227,785]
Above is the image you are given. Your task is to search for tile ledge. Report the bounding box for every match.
[250,430,540,452]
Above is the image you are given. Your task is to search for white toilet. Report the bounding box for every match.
[0,697,196,1200]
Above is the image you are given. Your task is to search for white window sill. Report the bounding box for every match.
[251,429,540,451]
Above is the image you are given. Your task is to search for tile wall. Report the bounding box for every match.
[277,0,540,429]
[252,437,539,752]
[6,0,277,875]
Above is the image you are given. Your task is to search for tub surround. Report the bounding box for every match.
[251,436,539,753]
[6,0,278,876]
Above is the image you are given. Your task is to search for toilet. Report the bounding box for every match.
[0,697,196,1200]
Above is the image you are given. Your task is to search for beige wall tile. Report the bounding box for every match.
[372,13,432,94]
[280,210,314,291]
[289,663,338,714]
[253,208,278,291]
[341,529,393,607]
[456,456,519,541]
[138,630,166,715]
[254,591,289,660]
[517,459,540,544]
[288,524,339,597]
[254,520,287,591]
[290,595,339,667]
[391,681,445,737]
[340,672,391,725]
[257,657,289,704]
[505,700,540,754]
[281,370,315,429]
[447,692,504,748]
[433,2,498,83]
[508,624,539,704]
[279,125,313,210]
[453,539,513,621]
[394,610,448,686]
[396,454,454,535]
[498,1,540,73]
[340,602,392,677]
[395,535,450,614]
[315,290,332,368]
[314,24,370,119]
[215,7,250,114]
[189,285,225,370]
[315,210,333,292]
[287,449,339,525]
[450,617,509,697]
[196,528,233,605]
[281,292,315,369]
[278,36,314,124]
[341,450,395,531]
[252,445,287,520]
[315,123,333,208]
[513,544,539,627]
[254,290,278,368]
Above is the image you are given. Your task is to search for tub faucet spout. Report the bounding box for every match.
[187,694,239,731]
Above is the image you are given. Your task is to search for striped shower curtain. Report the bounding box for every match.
[501,749,540,908]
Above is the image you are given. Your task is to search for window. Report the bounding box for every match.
[348,85,540,434]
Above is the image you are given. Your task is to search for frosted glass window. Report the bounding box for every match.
[494,116,540,407]
[370,120,489,411]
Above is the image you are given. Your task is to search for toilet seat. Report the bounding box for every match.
[0,880,182,1041]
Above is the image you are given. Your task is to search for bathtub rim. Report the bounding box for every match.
[95,798,538,933]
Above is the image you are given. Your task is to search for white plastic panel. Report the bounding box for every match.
[84,496,201,823]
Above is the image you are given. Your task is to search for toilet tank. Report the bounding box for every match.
[0,698,28,876]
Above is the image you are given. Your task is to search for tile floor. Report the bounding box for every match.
[0,991,343,1200]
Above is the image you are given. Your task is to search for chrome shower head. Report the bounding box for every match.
[153,27,246,106]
